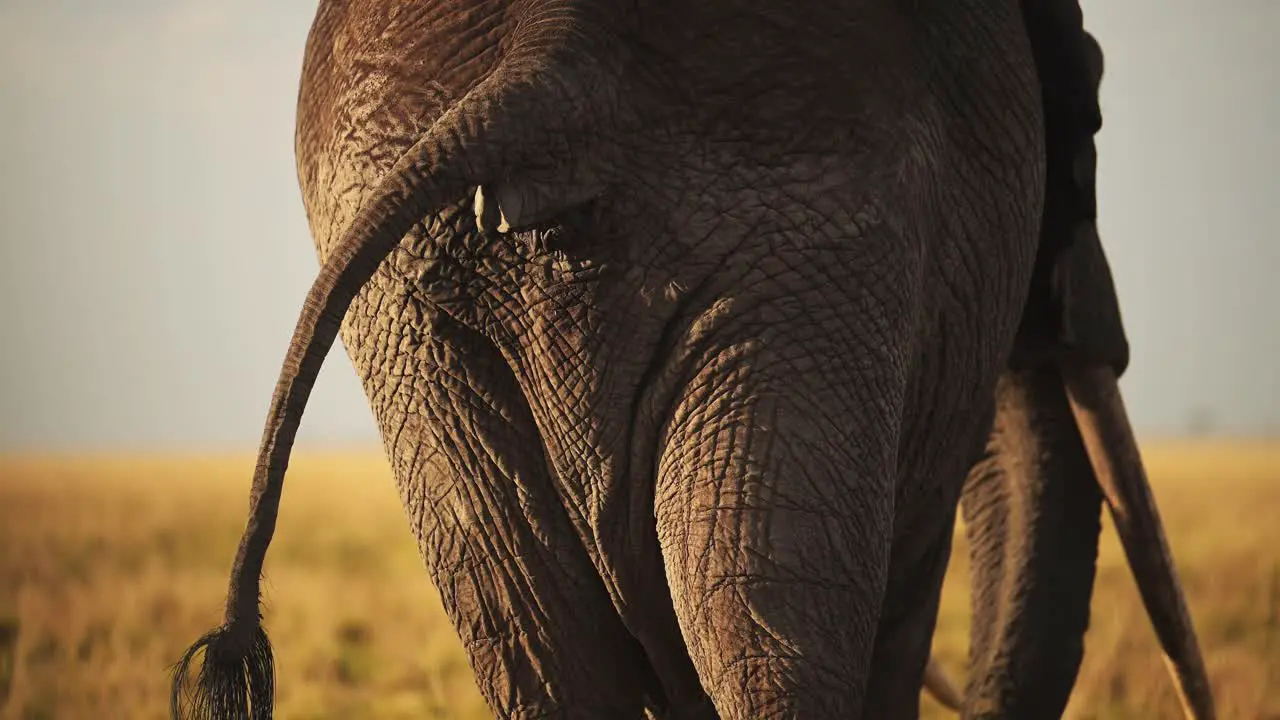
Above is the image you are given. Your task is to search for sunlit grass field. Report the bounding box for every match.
[1,442,1277,719]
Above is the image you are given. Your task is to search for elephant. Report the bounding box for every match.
[169,1,1213,718]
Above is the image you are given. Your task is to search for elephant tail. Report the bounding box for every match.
[168,11,637,718]
[1063,365,1216,720]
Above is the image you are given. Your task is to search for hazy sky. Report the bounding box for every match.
[1,1,1276,452]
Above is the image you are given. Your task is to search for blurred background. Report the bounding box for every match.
[0,1,1276,718]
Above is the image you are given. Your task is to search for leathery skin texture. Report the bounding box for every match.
[291,1,1046,717]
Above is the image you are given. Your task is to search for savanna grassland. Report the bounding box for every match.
[1,442,1277,719]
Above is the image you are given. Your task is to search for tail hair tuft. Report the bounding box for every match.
[170,624,274,720]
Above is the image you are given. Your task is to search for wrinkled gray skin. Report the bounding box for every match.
[170,1,1213,719]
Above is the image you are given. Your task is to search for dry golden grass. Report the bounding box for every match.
[0,441,1277,719]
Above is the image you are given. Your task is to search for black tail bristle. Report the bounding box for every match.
[170,625,274,720]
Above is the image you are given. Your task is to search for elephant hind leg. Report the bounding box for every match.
[374,310,660,718]
[653,328,906,718]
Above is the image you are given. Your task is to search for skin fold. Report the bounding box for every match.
[169,1,1214,719]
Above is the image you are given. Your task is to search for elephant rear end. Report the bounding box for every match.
[167,2,1218,719]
